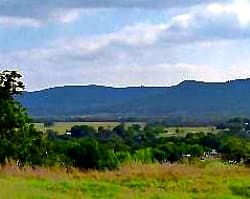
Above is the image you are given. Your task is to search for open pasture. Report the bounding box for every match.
[164,126,219,136]
[34,122,146,134]
[34,122,219,135]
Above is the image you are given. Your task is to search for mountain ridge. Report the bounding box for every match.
[17,78,250,120]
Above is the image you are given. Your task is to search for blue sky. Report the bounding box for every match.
[1,0,250,91]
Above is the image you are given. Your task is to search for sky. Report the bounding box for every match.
[1,0,250,91]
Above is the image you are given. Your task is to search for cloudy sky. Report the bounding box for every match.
[1,0,250,91]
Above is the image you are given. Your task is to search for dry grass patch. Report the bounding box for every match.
[0,162,249,199]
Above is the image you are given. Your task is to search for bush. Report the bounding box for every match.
[64,138,120,170]
[98,149,120,170]
[71,125,96,138]
[221,136,249,163]
[133,148,154,163]
[153,148,167,163]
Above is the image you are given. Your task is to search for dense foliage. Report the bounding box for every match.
[44,122,250,169]
[0,70,45,166]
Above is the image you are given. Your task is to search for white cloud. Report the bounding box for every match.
[51,9,81,24]
[1,0,250,90]
[1,61,241,91]
[0,17,41,27]
[0,0,224,26]
[40,4,250,60]
[207,0,250,26]
[172,14,193,28]
[228,65,250,79]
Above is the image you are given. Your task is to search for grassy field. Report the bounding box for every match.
[34,122,218,135]
[0,161,249,199]
[164,126,219,136]
[34,122,146,134]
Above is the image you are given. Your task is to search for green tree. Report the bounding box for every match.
[66,138,120,170]
[221,136,249,163]
[0,70,44,165]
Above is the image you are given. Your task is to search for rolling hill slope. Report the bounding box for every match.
[17,79,250,120]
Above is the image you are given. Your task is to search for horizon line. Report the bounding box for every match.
[24,77,250,92]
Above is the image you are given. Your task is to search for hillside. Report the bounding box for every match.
[17,79,250,121]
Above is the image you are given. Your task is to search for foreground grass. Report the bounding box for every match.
[0,161,249,199]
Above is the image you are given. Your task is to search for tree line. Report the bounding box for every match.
[0,70,249,170]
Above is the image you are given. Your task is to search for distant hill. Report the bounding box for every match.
[17,79,250,121]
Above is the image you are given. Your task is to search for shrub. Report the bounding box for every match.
[133,148,154,163]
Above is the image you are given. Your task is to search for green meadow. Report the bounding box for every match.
[0,161,249,199]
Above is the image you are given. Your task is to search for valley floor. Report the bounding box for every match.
[0,161,249,199]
